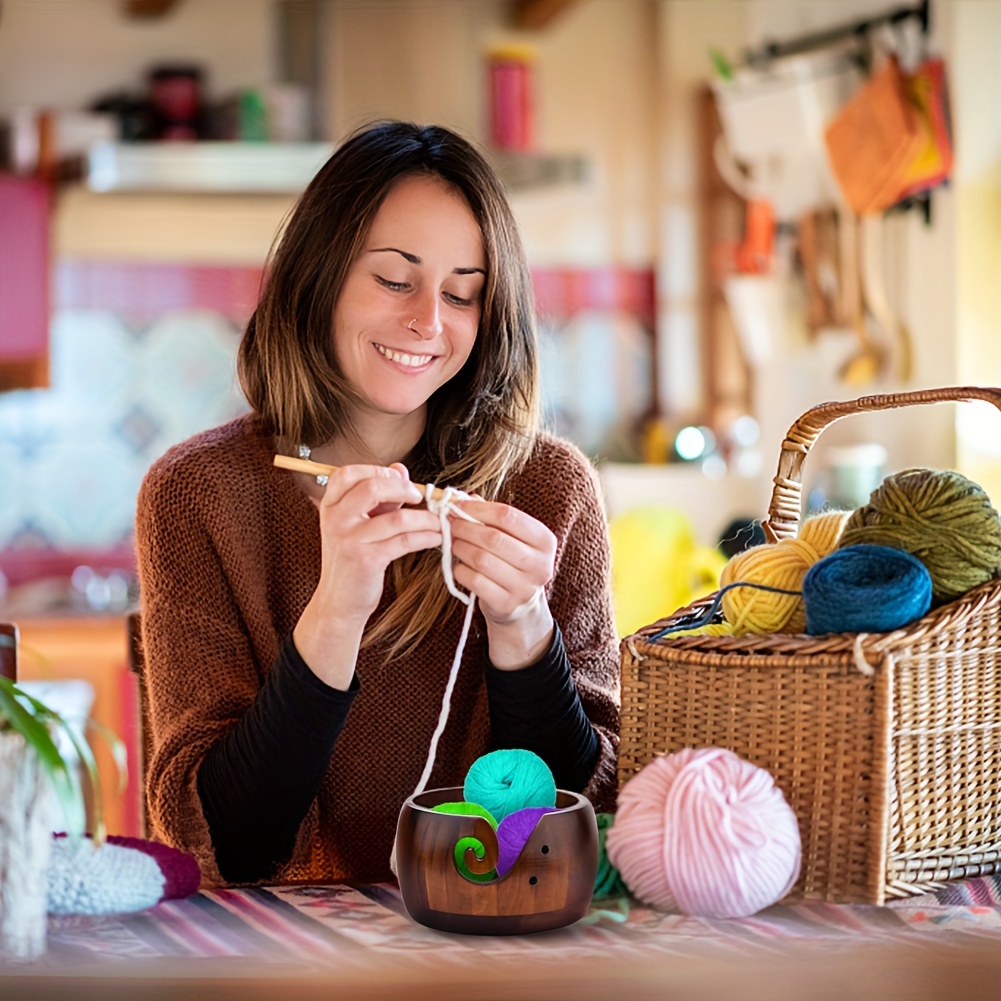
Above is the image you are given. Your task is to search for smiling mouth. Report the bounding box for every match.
[374,343,435,367]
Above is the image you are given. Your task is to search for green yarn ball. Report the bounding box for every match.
[593,812,627,900]
[839,467,1001,606]
[432,801,498,825]
[463,749,557,824]
[432,801,498,882]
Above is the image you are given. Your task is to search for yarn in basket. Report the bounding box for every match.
[838,468,1001,606]
[605,747,801,918]
[803,544,933,635]
[720,510,850,635]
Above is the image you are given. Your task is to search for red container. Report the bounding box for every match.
[488,47,534,151]
[148,65,203,140]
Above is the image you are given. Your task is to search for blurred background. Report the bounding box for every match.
[2,0,1000,834]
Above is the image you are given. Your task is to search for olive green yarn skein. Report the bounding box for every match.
[839,467,1001,606]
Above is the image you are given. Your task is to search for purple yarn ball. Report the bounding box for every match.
[496,807,556,877]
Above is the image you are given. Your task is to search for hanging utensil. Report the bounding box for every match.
[837,207,888,387]
[860,214,913,383]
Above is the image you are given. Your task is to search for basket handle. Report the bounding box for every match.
[761,386,1001,542]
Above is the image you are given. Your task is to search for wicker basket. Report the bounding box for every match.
[619,387,1001,905]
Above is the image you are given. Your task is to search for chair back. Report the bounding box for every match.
[0,623,17,681]
[126,610,152,836]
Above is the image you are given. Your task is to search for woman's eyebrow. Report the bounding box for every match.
[370,246,420,264]
[369,247,485,276]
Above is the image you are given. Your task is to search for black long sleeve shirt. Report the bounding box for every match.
[197,624,599,883]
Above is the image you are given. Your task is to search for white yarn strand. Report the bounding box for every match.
[424,484,477,605]
[291,452,483,871]
[390,482,479,877]
[414,596,477,796]
[412,483,477,790]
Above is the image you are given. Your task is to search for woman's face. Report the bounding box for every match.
[332,173,486,423]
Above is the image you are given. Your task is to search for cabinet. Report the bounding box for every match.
[0,175,50,390]
[16,617,140,838]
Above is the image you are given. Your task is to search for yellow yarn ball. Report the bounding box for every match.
[720,511,850,636]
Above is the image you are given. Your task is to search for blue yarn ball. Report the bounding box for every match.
[803,543,933,635]
[463,749,557,823]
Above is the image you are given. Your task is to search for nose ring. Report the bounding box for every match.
[408,317,418,332]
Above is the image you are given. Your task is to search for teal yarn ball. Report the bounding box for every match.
[803,544,933,635]
[593,812,628,900]
[463,749,557,823]
[432,801,497,882]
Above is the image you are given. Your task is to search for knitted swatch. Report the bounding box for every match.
[48,834,201,915]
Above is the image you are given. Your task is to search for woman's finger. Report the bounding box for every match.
[449,536,545,590]
[350,507,443,545]
[449,503,556,580]
[318,463,396,502]
[447,522,532,574]
[385,529,445,561]
[444,500,556,622]
[322,467,424,516]
[453,500,556,552]
[451,560,542,621]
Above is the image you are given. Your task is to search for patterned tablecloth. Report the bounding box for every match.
[0,873,994,1001]
[38,873,1001,970]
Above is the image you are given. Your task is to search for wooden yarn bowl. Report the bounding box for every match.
[395,786,598,935]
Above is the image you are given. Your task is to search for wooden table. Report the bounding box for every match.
[2,881,1001,1000]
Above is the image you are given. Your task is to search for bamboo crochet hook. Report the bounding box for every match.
[273,454,456,508]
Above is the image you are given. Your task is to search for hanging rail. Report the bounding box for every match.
[743,0,929,68]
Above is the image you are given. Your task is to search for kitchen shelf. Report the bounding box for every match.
[489,149,588,189]
[85,141,588,195]
[86,141,335,194]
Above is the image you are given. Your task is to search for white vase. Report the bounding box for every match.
[0,730,55,963]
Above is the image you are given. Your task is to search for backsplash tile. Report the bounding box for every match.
[0,263,254,556]
[1,262,656,581]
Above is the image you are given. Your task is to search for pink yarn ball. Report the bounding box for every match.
[606,748,801,918]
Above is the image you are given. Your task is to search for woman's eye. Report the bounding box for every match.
[444,291,478,307]
[376,276,409,292]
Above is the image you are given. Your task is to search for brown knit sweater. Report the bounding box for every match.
[135,413,620,887]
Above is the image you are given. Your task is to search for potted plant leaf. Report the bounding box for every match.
[0,674,121,962]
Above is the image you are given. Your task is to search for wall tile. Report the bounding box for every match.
[1,262,655,567]
[1,264,254,562]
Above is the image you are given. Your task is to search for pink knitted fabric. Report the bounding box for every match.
[606,748,801,918]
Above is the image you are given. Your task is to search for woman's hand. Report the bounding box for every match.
[294,463,442,688]
[448,501,557,671]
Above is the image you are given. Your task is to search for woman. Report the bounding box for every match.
[135,120,620,887]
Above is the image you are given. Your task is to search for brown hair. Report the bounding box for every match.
[238,120,540,654]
